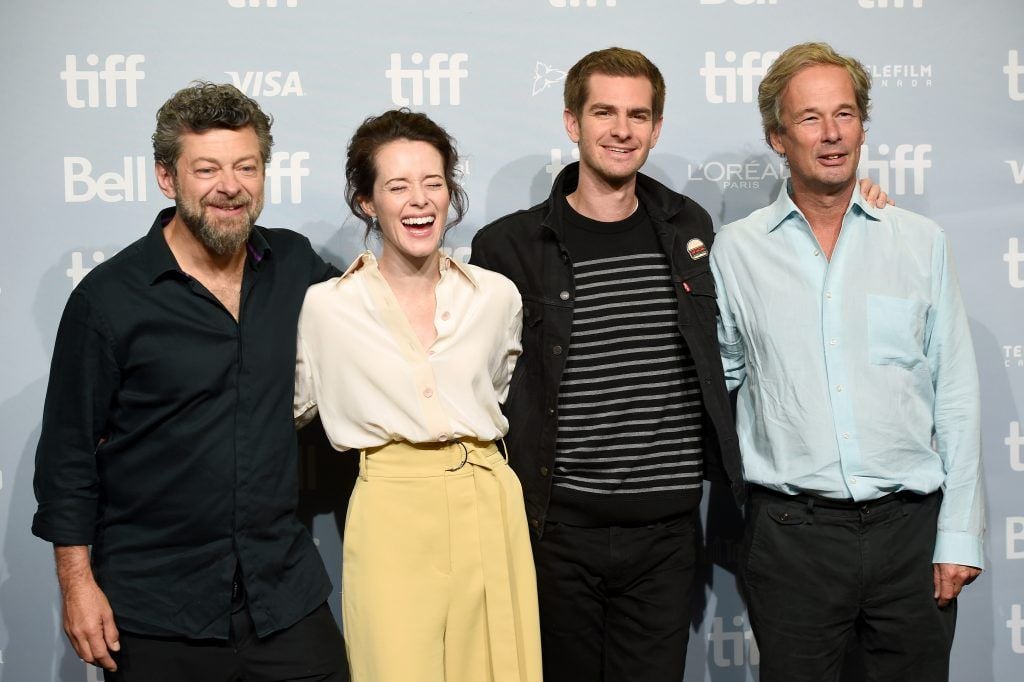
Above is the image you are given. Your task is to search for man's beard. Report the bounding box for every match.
[175,187,263,257]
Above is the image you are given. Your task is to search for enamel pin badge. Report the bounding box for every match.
[686,238,708,260]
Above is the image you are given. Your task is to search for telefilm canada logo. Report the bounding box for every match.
[863,63,932,88]
[386,53,469,106]
[533,62,567,95]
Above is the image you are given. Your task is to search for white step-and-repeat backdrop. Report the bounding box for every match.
[1,1,1021,680]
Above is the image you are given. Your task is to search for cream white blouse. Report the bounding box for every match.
[294,251,523,451]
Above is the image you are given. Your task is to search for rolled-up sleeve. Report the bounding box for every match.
[294,306,319,429]
[32,290,119,545]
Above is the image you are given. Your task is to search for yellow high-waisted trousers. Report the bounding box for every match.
[342,438,543,682]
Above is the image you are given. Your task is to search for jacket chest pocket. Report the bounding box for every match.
[519,297,546,353]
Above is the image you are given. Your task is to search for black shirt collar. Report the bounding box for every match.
[142,207,273,284]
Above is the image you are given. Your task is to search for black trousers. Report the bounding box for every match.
[533,513,697,682]
[106,601,346,682]
[742,487,956,682]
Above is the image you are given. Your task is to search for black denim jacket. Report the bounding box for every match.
[471,164,745,537]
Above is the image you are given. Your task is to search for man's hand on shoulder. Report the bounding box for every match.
[933,562,982,608]
[55,545,120,671]
[858,177,895,209]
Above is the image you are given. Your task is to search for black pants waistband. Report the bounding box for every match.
[749,484,936,511]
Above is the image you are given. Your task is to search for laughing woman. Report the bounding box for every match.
[294,109,542,682]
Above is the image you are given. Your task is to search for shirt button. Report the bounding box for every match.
[836,385,843,392]
[548,408,555,415]
[825,292,833,299]
[438,433,449,442]
[423,388,434,398]
[813,250,820,257]
[540,466,549,477]
[830,339,838,346]
[428,349,436,356]
[559,291,570,301]
[849,476,858,485]
[440,311,451,321]
[530,518,540,529]
[843,433,850,440]
[552,345,563,355]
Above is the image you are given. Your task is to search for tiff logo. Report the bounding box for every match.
[1009,604,1024,654]
[1006,50,1024,101]
[1008,421,1024,470]
[858,0,923,7]
[858,143,931,195]
[546,148,580,185]
[701,51,779,103]
[707,615,760,667]
[1006,161,1024,185]
[549,0,617,6]
[65,156,147,203]
[386,53,468,106]
[227,0,298,6]
[1005,238,1024,288]
[1008,517,1024,560]
[61,54,145,108]
[267,151,309,204]
[67,251,108,289]
[226,71,304,97]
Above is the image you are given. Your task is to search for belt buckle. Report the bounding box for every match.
[445,440,469,472]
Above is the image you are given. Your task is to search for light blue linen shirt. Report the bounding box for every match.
[710,182,984,568]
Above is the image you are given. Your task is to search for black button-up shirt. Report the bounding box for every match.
[33,208,336,639]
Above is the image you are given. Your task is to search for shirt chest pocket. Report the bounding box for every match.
[866,294,929,370]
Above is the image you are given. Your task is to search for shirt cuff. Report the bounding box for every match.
[932,530,985,570]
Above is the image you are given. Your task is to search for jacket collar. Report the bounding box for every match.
[540,162,686,240]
